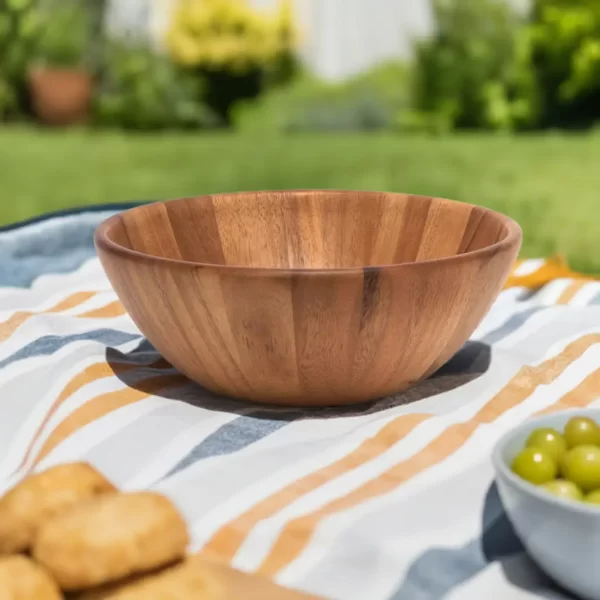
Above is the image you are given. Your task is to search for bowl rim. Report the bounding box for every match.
[492,408,600,517]
[95,189,523,275]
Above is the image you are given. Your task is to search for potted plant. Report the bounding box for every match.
[28,3,92,126]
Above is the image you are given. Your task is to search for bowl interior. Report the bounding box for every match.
[105,191,513,269]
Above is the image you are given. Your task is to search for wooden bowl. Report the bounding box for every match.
[95,191,521,406]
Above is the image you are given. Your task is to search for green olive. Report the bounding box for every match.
[512,447,557,484]
[564,417,600,448]
[526,427,567,463]
[561,445,600,492]
[585,490,600,505]
[540,479,583,501]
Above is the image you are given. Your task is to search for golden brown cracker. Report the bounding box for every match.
[0,463,116,554]
[33,492,189,591]
[0,555,62,599]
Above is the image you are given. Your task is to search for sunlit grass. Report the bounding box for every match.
[1,127,598,273]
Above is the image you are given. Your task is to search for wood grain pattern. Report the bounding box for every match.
[95,191,521,406]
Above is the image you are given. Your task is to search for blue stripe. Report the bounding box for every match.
[484,290,599,346]
[0,202,148,287]
[0,329,140,371]
[482,307,543,345]
[164,412,290,478]
[0,202,146,234]
[390,484,526,599]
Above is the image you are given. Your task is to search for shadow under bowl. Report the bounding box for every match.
[94,190,521,406]
[493,409,600,600]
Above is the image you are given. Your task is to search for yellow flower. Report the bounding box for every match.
[186,3,211,34]
[167,0,297,72]
[167,30,203,67]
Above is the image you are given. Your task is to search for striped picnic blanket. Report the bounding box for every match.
[0,205,599,600]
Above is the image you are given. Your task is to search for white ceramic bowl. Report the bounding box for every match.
[493,409,600,600]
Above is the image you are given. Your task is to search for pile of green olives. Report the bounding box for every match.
[512,416,600,504]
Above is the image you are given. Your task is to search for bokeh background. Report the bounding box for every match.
[0,0,598,273]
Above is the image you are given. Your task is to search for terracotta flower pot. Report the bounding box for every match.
[28,68,92,126]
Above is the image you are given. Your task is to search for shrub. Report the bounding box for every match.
[412,0,522,130]
[35,2,88,68]
[94,42,217,131]
[0,0,43,119]
[523,0,600,127]
[233,62,411,133]
[166,0,297,122]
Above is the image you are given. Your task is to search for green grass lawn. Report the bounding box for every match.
[1,127,598,273]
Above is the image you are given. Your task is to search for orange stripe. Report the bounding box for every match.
[536,368,600,415]
[80,301,125,319]
[18,362,134,471]
[201,413,430,561]
[503,256,599,291]
[557,280,589,305]
[0,291,96,342]
[51,292,96,311]
[18,356,172,472]
[32,373,187,467]
[200,334,598,565]
[0,313,31,342]
[252,334,600,576]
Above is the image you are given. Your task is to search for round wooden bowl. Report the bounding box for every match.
[95,191,521,406]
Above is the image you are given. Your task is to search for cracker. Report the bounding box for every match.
[33,492,189,591]
[0,463,116,554]
[0,555,62,599]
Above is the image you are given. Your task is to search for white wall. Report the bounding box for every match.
[106,0,150,38]
[294,0,434,81]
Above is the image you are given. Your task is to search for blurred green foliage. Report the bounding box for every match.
[233,62,411,132]
[525,0,600,127]
[4,0,600,132]
[0,0,42,119]
[411,0,523,131]
[94,42,217,131]
[238,0,600,132]
[412,0,600,131]
[35,2,88,68]
[0,0,91,120]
